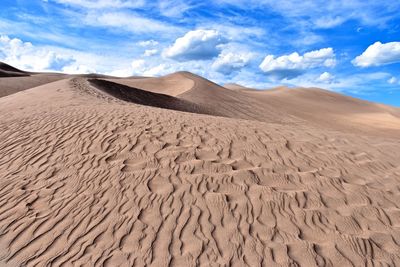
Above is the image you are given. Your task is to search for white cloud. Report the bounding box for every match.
[130,59,146,72]
[107,56,214,78]
[51,0,145,9]
[62,64,96,74]
[318,72,334,83]
[197,23,265,41]
[286,72,392,93]
[106,68,133,77]
[110,59,171,77]
[388,77,398,84]
[294,32,324,46]
[216,0,400,29]
[138,40,159,47]
[84,11,180,34]
[143,49,158,57]
[163,29,227,61]
[158,0,192,17]
[136,59,192,76]
[314,16,346,29]
[259,48,336,80]
[212,51,253,74]
[352,41,400,67]
[0,35,74,72]
[142,64,171,76]
[0,35,128,74]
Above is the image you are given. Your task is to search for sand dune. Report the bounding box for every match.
[1,64,400,266]
[0,63,67,97]
[0,62,29,77]
[89,78,213,115]
[243,86,400,136]
[107,72,400,136]
[106,72,195,96]
[107,73,295,124]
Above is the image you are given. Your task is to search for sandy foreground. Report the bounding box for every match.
[1,63,400,266]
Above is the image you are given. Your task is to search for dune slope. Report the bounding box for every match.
[89,78,213,115]
[108,72,400,136]
[0,62,66,97]
[0,73,400,266]
[108,73,296,124]
[0,62,29,77]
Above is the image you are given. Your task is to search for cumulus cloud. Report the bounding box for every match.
[109,59,171,77]
[129,59,198,76]
[212,52,253,74]
[352,41,400,67]
[259,48,336,80]
[317,72,334,83]
[107,56,213,78]
[163,29,227,61]
[0,35,74,71]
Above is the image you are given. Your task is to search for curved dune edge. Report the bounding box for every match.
[88,78,215,116]
[105,71,196,96]
[1,61,399,138]
[0,70,400,265]
[99,73,400,137]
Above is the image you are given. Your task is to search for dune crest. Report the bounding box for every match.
[106,71,195,96]
[103,72,400,136]
[1,63,400,266]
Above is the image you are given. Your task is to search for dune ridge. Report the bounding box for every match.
[0,62,28,77]
[103,72,400,136]
[89,78,214,115]
[1,65,400,266]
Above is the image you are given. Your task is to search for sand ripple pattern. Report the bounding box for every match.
[0,78,400,266]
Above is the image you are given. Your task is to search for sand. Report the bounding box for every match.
[0,63,66,98]
[1,62,400,266]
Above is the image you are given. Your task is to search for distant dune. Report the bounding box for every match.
[108,71,400,137]
[1,62,400,266]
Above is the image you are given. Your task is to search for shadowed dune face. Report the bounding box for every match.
[0,62,29,78]
[0,62,27,73]
[89,78,214,115]
[1,65,400,266]
[0,71,29,78]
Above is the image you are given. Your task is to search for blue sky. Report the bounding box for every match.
[1,0,400,106]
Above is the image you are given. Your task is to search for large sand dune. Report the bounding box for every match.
[1,64,400,266]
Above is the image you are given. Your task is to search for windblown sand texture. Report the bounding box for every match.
[1,62,400,266]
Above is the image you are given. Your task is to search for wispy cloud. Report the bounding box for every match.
[49,0,145,9]
[83,11,182,34]
[216,0,400,29]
